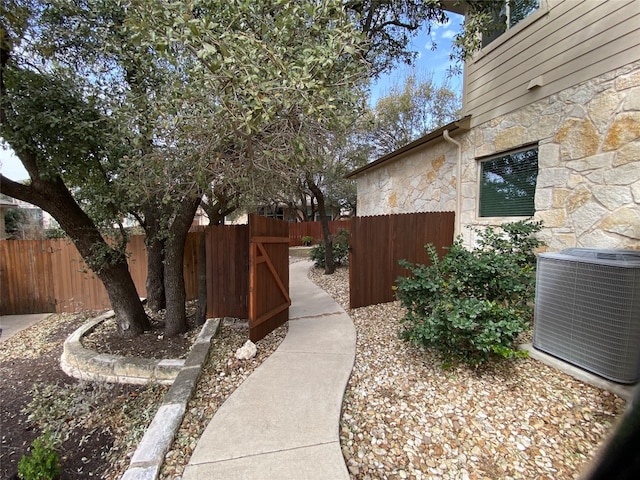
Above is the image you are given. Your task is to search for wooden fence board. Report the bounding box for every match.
[206,225,249,319]
[1,233,201,315]
[50,238,112,313]
[127,235,148,298]
[0,240,55,314]
[248,214,290,342]
[289,220,351,246]
[349,212,455,309]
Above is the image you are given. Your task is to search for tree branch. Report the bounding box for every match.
[0,174,37,205]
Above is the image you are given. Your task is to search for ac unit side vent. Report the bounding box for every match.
[533,249,640,384]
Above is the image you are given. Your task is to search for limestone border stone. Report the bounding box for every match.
[59,312,221,480]
[122,317,220,479]
[61,311,190,385]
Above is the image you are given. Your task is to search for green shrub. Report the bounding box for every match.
[18,432,61,480]
[396,220,544,367]
[310,228,350,268]
[301,235,313,246]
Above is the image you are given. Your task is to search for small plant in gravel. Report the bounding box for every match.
[396,220,544,367]
[18,431,61,480]
[310,228,350,268]
[301,235,313,246]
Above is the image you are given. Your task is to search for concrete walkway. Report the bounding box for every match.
[182,260,356,480]
[0,313,51,342]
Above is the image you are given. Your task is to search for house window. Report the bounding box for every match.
[479,146,538,217]
[482,0,540,47]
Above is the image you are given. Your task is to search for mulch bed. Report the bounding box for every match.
[0,310,194,480]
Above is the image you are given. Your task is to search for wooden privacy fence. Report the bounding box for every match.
[205,224,250,320]
[206,214,289,342]
[289,220,351,246]
[0,234,201,315]
[349,212,455,309]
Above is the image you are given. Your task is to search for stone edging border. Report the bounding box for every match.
[61,311,193,385]
[121,317,220,479]
[59,312,221,480]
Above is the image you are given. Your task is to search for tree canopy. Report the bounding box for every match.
[361,72,461,158]
[0,0,370,333]
[1,0,503,333]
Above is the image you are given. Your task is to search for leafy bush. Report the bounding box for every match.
[310,228,350,268]
[301,235,313,246]
[396,220,544,367]
[18,432,61,480]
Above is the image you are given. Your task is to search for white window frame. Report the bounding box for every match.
[473,0,549,61]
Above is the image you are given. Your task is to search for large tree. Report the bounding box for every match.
[2,0,498,332]
[3,0,371,330]
[1,0,212,336]
[0,1,152,335]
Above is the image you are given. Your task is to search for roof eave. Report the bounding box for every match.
[440,0,467,16]
[346,115,471,179]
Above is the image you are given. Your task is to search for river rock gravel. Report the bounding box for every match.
[308,266,627,480]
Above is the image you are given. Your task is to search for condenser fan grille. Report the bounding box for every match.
[533,249,640,384]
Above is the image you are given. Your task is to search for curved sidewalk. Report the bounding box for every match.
[182,260,356,480]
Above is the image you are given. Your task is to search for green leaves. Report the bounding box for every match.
[363,73,461,159]
[17,431,61,480]
[396,220,544,367]
[310,228,350,268]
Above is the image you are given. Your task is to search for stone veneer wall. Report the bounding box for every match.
[355,140,458,216]
[462,61,640,251]
[356,61,640,252]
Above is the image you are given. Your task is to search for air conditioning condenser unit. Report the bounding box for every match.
[533,248,640,384]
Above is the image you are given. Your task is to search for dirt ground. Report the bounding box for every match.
[0,310,194,480]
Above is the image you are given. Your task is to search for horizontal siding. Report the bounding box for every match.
[464,0,640,127]
[467,0,630,106]
[466,0,589,98]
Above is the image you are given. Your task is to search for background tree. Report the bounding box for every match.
[345,0,448,75]
[3,207,43,239]
[363,72,461,158]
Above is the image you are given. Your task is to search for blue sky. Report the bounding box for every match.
[369,12,464,105]
[0,13,464,183]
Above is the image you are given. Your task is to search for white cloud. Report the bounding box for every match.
[441,29,457,40]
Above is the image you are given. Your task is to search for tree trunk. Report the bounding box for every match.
[0,174,150,336]
[163,195,201,337]
[145,234,166,311]
[195,231,207,325]
[101,261,151,335]
[141,204,166,312]
[307,176,335,274]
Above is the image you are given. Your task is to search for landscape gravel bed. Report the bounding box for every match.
[3,258,626,479]
[308,266,626,480]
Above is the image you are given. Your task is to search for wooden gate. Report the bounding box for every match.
[248,214,290,342]
[349,212,455,309]
[206,214,290,342]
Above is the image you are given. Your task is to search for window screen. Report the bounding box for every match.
[479,146,538,217]
[481,0,540,47]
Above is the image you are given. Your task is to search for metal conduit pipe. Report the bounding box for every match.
[442,129,462,238]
